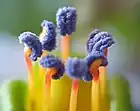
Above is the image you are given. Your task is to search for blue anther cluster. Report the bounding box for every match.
[40,20,56,51]
[82,71,93,82]
[39,55,65,79]
[56,6,77,36]
[83,51,108,81]
[86,29,100,53]
[85,51,108,67]
[65,57,89,80]
[86,29,114,53]
[18,32,42,61]
[52,62,65,80]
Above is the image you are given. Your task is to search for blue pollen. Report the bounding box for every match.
[18,32,42,61]
[86,29,101,53]
[40,20,56,51]
[65,57,89,80]
[39,55,65,79]
[56,6,77,36]
[52,62,65,80]
[82,71,93,82]
[83,50,108,81]
[86,30,114,53]
[85,50,108,67]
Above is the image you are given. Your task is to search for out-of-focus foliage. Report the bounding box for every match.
[0,0,71,35]
[110,75,133,111]
[0,74,134,111]
[0,80,27,111]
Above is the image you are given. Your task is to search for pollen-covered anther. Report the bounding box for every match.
[56,6,77,36]
[86,30,115,53]
[40,20,56,52]
[93,32,115,51]
[18,32,42,61]
[65,57,89,80]
[86,29,101,53]
[84,51,108,81]
[39,55,65,79]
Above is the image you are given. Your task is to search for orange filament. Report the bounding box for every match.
[24,48,35,111]
[89,59,102,81]
[99,48,110,111]
[36,65,46,111]
[44,68,57,111]
[24,48,34,89]
[72,79,79,92]
[90,59,102,111]
[24,48,32,74]
[99,66,106,93]
[61,35,70,61]
[45,68,57,84]
[104,48,108,57]
[69,79,79,111]
[37,51,47,111]
[99,66,110,111]
[91,80,100,111]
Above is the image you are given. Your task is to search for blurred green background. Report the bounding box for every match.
[0,0,140,110]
